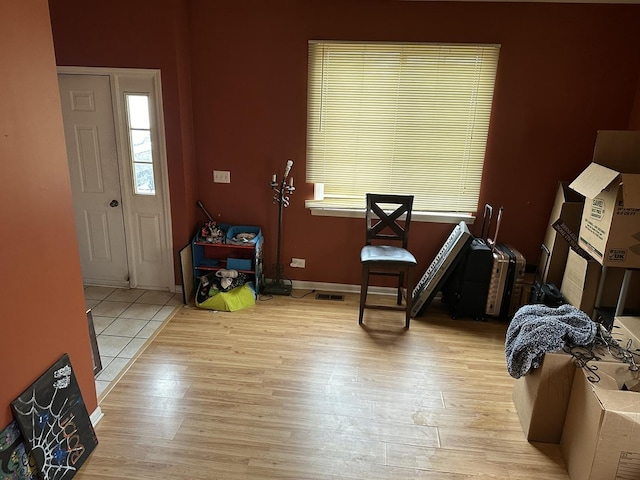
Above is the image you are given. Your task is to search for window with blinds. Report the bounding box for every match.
[305,41,500,214]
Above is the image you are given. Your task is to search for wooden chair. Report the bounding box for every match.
[359,194,417,328]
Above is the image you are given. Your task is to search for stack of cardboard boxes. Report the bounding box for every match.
[541,131,640,319]
[513,131,640,480]
[513,345,640,480]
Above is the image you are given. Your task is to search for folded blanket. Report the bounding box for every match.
[505,303,597,378]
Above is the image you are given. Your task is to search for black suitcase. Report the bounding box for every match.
[442,205,494,320]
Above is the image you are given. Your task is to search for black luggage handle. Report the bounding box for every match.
[480,204,493,240]
[487,206,504,251]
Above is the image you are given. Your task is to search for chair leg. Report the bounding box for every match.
[359,265,369,325]
[405,267,413,329]
[397,272,404,305]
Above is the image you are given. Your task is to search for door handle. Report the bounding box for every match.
[110,200,119,207]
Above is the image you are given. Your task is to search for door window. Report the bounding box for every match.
[125,94,156,195]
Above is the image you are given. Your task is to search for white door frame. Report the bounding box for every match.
[58,66,175,292]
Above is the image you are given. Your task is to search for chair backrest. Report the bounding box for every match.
[365,193,414,249]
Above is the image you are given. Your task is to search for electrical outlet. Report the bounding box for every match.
[290,258,306,268]
[213,170,230,183]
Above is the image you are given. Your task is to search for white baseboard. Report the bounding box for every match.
[178,280,425,300]
[287,280,442,301]
[288,280,397,297]
[90,406,104,427]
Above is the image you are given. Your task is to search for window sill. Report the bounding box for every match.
[307,206,475,224]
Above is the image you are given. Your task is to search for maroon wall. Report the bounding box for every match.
[189,0,640,284]
[49,0,640,287]
[49,0,198,281]
[630,73,640,130]
[1,0,96,427]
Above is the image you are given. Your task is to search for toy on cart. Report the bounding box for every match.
[199,221,226,243]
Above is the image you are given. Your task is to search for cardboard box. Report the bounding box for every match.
[560,248,602,318]
[611,316,640,349]
[512,352,576,443]
[569,130,640,269]
[561,362,640,480]
[600,269,640,311]
[541,182,585,286]
[512,347,631,445]
[560,265,640,313]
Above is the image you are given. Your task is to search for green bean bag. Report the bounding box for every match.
[196,283,255,311]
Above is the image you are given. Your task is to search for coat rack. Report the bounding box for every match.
[263,159,295,295]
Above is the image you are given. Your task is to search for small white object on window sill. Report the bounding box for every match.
[314,183,324,201]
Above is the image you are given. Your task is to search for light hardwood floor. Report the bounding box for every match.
[76,291,569,479]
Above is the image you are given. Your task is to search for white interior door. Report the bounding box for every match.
[58,69,175,291]
[59,74,129,287]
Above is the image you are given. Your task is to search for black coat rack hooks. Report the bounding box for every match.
[263,159,295,296]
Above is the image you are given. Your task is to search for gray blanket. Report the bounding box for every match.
[505,303,597,378]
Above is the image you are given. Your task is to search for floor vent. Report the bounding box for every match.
[315,293,345,301]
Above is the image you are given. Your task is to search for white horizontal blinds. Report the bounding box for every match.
[306,41,500,212]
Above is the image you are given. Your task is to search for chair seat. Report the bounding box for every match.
[361,245,417,264]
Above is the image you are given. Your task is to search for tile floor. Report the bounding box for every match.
[83,286,183,399]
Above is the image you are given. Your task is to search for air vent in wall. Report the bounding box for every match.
[315,293,344,301]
